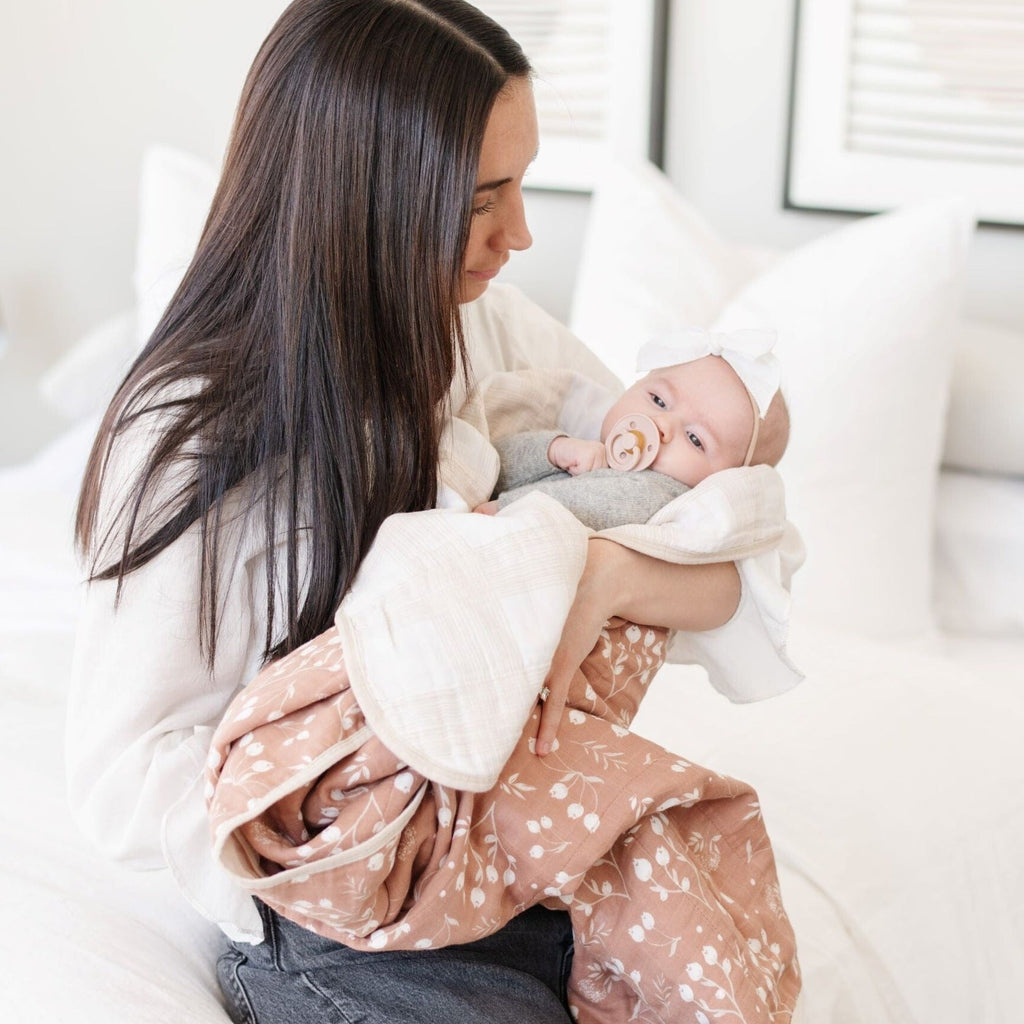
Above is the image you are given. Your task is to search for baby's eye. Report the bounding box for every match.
[649,393,667,409]
[473,198,497,216]
[687,432,705,451]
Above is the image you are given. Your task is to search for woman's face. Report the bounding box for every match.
[460,77,539,303]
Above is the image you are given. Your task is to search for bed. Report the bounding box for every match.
[2,149,1022,1022]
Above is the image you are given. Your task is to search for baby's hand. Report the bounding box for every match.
[474,500,499,515]
[548,436,607,476]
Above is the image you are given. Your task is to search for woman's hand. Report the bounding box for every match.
[536,540,622,755]
[535,539,741,756]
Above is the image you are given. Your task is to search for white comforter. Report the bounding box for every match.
[3,422,1023,1023]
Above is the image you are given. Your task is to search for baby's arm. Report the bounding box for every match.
[496,471,684,531]
[548,435,607,476]
[482,429,686,526]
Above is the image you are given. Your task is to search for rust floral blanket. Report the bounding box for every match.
[208,619,800,1023]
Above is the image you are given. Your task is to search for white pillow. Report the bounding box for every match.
[134,145,218,349]
[37,146,218,422]
[715,199,974,638]
[934,470,1024,635]
[572,160,974,639]
[569,159,762,385]
[942,319,1024,477]
[38,310,136,420]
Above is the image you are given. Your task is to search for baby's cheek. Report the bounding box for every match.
[657,451,700,489]
[690,458,715,484]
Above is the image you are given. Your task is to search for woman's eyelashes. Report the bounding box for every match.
[472,196,497,216]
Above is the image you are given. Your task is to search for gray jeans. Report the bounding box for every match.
[218,900,574,1023]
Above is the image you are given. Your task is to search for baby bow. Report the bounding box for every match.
[636,328,781,417]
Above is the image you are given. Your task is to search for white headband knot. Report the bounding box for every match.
[636,328,782,419]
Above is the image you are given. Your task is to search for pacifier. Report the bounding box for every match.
[604,413,660,472]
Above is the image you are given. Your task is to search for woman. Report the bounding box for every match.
[69,2,788,1021]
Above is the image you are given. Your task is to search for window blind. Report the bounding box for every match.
[472,1,612,142]
[847,0,1024,165]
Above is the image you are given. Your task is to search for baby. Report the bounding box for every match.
[477,328,790,529]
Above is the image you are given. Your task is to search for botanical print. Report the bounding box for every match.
[208,621,800,1022]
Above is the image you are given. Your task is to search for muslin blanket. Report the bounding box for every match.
[206,367,801,1021]
[208,618,799,1023]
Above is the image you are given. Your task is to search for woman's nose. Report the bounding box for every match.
[492,192,532,252]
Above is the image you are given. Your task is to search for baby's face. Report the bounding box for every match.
[601,356,754,487]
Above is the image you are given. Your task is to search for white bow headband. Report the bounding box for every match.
[636,328,782,467]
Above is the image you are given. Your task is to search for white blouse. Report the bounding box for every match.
[65,284,802,943]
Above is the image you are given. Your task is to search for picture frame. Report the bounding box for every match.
[474,0,669,191]
[785,0,1024,227]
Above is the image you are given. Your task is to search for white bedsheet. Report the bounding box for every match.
[0,427,228,1021]
[1,684,228,1023]
[3,426,1023,1023]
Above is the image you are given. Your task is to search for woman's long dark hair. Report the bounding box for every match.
[76,0,531,666]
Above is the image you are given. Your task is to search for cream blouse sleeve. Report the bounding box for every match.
[65,411,277,939]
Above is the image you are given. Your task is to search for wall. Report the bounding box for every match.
[0,1,286,352]
[0,0,288,461]
[2,0,1022,462]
